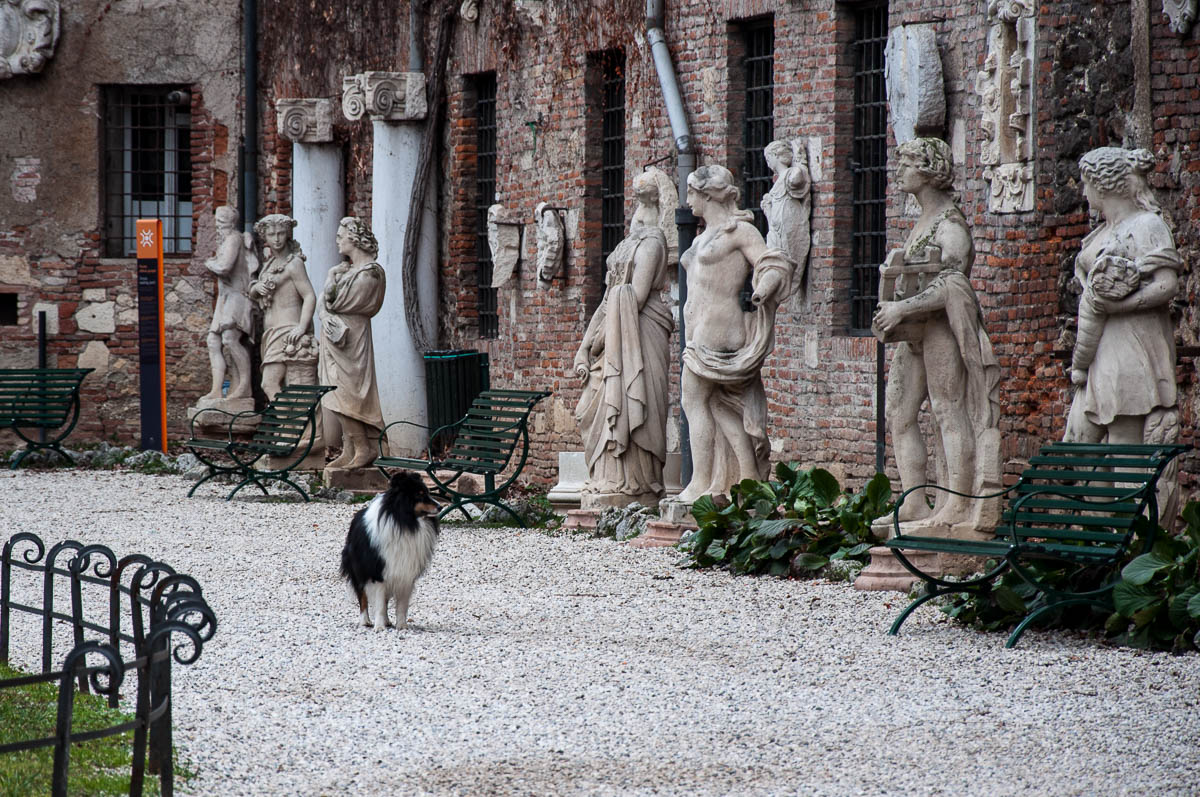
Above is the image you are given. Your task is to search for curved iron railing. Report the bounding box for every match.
[0,531,216,797]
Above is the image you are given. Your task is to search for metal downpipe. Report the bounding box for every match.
[645,0,696,486]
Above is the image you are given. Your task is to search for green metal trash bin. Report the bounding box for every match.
[423,349,490,454]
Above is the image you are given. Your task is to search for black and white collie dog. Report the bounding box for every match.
[340,471,440,631]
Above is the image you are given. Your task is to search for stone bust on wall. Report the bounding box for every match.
[0,0,60,79]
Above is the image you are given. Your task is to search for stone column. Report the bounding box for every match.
[276,99,344,314]
[342,72,436,455]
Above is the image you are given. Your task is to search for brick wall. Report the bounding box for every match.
[251,0,1199,496]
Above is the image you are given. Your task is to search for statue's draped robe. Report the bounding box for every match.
[318,260,386,432]
[682,248,795,491]
[575,227,672,500]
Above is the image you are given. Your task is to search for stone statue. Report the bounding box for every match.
[871,137,1001,529]
[487,204,521,288]
[0,0,60,80]
[535,202,564,288]
[202,206,257,401]
[250,214,319,400]
[572,168,676,508]
[318,217,387,471]
[675,165,797,504]
[1065,146,1182,522]
[761,138,812,292]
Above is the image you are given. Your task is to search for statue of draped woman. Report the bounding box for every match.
[318,217,387,471]
[572,168,676,508]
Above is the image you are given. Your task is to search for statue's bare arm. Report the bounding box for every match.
[285,257,317,342]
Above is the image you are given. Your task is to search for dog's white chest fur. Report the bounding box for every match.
[363,496,438,591]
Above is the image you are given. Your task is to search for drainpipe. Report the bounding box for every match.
[242,0,258,233]
[646,0,696,487]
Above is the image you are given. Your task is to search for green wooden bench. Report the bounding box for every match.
[0,368,94,469]
[886,441,1191,648]
[185,383,335,502]
[374,389,551,526]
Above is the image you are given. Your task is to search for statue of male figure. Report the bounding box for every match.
[202,206,257,400]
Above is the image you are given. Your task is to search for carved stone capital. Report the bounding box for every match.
[341,72,427,123]
[276,98,334,143]
[1164,0,1198,36]
[0,0,61,80]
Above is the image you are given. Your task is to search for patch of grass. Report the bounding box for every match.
[0,661,191,796]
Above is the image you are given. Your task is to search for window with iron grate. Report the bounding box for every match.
[102,86,193,257]
[849,2,889,334]
[740,18,774,237]
[472,72,499,339]
[597,49,626,285]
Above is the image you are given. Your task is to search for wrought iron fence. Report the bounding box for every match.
[0,531,216,797]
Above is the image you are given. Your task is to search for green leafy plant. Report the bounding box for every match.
[679,464,892,577]
[941,502,1200,653]
[1107,502,1200,653]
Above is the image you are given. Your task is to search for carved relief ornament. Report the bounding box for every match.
[0,0,60,79]
[276,98,334,143]
[341,72,428,123]
[1163,0,1198,35]
[976,0,1036,213]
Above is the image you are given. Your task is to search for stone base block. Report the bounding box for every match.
[547,451,586,511]
[658,497,695,525]
[323,467,387,493]
[267,449,326,472]
[629,518,697,549]
[854,546,933,592]
[187,397,257,434]
[581,491,663,511]
[563,509,601,531]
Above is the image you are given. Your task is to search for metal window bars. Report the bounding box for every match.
[102,87,193,257]
[742,19,775,237]
[850,3,889,333]
[599,50,626,285]
[473,73,499,339]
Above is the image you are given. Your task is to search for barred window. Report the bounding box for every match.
[740,18,774,237]
[102,86,193,257]
[849,3,889,333]
[596,49,626,284]
[473,73,499,339]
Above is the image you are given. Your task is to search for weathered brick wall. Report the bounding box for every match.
[252,0,1199,497]
[0,0,242,448]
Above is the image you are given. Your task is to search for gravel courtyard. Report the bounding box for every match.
[1,469,1198,796]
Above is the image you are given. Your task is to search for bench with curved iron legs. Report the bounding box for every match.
[374,389,551,526]
[885,442,1190,648]
[0,368,94,469]
[185,384,335,502]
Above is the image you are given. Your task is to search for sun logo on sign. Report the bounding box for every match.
[139,228,155,248]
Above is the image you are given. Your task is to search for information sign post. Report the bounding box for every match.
[135,219,167,452]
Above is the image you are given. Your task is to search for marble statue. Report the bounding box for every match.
[761,139,812,290]
[250,214,319,399]
[1065,146,1182,522]
[0,0,59,80]
[318,217,387,471]
[572,168,676,508]
[202,206,257,401]
[535,202,564,288]
[675,165,797,504]
[871,137,1001,529]
[487,204,521,288]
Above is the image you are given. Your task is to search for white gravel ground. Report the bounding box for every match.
[1,469,1199,796]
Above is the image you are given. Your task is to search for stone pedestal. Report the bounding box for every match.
[324,467,387,492]
[547,451,587,511]
[629,497,696,549]
[187,397,257,434]
[268,447,326,473]
[854,546,934,592]
[563,509,601,532]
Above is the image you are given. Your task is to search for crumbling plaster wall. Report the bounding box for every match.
[0,0,242,444]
